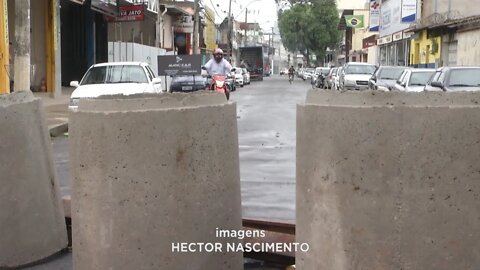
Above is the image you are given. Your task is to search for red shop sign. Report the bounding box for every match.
[106,5,145,22]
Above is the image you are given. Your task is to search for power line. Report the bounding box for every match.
[208,0,223,19]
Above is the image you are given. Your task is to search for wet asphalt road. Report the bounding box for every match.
[234,76,310,222]
[51,75,311,221]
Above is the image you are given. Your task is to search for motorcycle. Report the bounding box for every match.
[202,67,236,100]
[210,74,230,100]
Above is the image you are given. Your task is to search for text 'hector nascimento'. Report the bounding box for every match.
[171,228,310,253]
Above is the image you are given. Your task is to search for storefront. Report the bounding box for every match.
[60,0,111,85]
[378,32,411,66]
[377,0,415,67]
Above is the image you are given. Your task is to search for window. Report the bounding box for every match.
[345,64,377,75]
[409,71,435,86]
[380,46,387,65]
[448,69,480,87]
[81,65,149,85]
[378,67,405,80]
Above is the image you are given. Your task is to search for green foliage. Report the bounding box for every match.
[278,0,341,65]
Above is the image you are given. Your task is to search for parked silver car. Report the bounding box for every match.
[393,68,435,92]
[339,63,377,91]
[369,66,407,91]
[242,68,251,85]
[424,67,480,92]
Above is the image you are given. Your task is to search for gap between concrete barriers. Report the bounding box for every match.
[33,87,73,137]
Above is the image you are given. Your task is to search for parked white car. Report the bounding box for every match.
[393,68,436,92]
[339,62,377,91]
[333,67,343,90]
[69,62,163,111]
[242,68,251,85]
[233,67,244,87]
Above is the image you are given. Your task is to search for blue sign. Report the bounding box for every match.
[401,0,417,23]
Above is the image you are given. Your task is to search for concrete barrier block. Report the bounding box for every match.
[297,90,480,269]
[0,92,68,267]
[70,92,243,270]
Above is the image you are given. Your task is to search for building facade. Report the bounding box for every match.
[203,6,216,53]
[337,0,377,65]
[377,0,416,66]
[409,0,480,67]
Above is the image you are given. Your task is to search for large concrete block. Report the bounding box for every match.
[70,92,243,270]
[0,92,68,267]
[297,90,480,269]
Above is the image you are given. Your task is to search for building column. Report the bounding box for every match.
[0,0,10,94]
[14,0,30,92]
[46,0,61,97]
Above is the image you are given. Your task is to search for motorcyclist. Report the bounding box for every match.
[288,65,295,81]
[203,48,233,77]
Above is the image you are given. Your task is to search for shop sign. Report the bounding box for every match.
[401,0,417,23]
[174,15,194,33]
[377,35,392,45]
[363,35,378,48]
[403,32,413,39]
[106,5,145,22]
[369,0,380,32]
[157,55,202,76]
[393,32,403,41]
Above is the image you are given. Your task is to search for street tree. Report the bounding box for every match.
[277,0,340,66]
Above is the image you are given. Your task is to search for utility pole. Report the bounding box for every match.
[156,0,161,48]
[193,0,199,54]
[244,8,248,46]
[14,0,30,92]
[227,0,232,61]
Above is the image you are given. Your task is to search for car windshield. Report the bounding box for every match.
[81,65,148,85]
[409,71,435,86]
[448,69,480,87]
[379,67,405,80]
[235,69,243,74]
[345,65,376,75]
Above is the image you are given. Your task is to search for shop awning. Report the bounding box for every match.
[405,14,480,33]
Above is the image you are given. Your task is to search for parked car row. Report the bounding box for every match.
[69,62,254,110]
[311,62,480,93]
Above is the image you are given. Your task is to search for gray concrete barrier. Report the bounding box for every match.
[70,92,243,270]
[297,90,480,270]
[0,92,67,267]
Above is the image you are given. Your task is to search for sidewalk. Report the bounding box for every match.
[34,87,73,136]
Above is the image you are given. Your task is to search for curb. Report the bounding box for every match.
[49,122,68,137]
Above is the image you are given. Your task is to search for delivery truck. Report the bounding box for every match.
[239,46,264,81]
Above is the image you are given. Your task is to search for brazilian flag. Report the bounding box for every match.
[345,15,365,28]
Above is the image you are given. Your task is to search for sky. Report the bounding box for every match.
[204,0,278,31]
